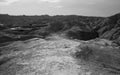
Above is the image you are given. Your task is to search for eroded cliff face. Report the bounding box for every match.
[0,35,120,75]
[94,13,120,45]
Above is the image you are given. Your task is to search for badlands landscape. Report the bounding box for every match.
[0,13,120,75]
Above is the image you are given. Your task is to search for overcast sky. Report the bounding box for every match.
[0,0,120,16]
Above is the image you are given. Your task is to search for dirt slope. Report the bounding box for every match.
[0,36,120,75]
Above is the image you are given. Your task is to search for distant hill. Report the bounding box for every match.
[0,13,120,45]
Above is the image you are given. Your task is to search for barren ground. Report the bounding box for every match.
[0,35,120,75]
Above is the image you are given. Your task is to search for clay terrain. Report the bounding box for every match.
[0,13,120,75]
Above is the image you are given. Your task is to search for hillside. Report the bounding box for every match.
[0,13,120,45]
[94,13,120,45]
[0,14,102,43]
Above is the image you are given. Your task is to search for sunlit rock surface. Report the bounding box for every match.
[0,36,120,75]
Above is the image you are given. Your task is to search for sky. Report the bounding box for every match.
[0,0,120,16]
